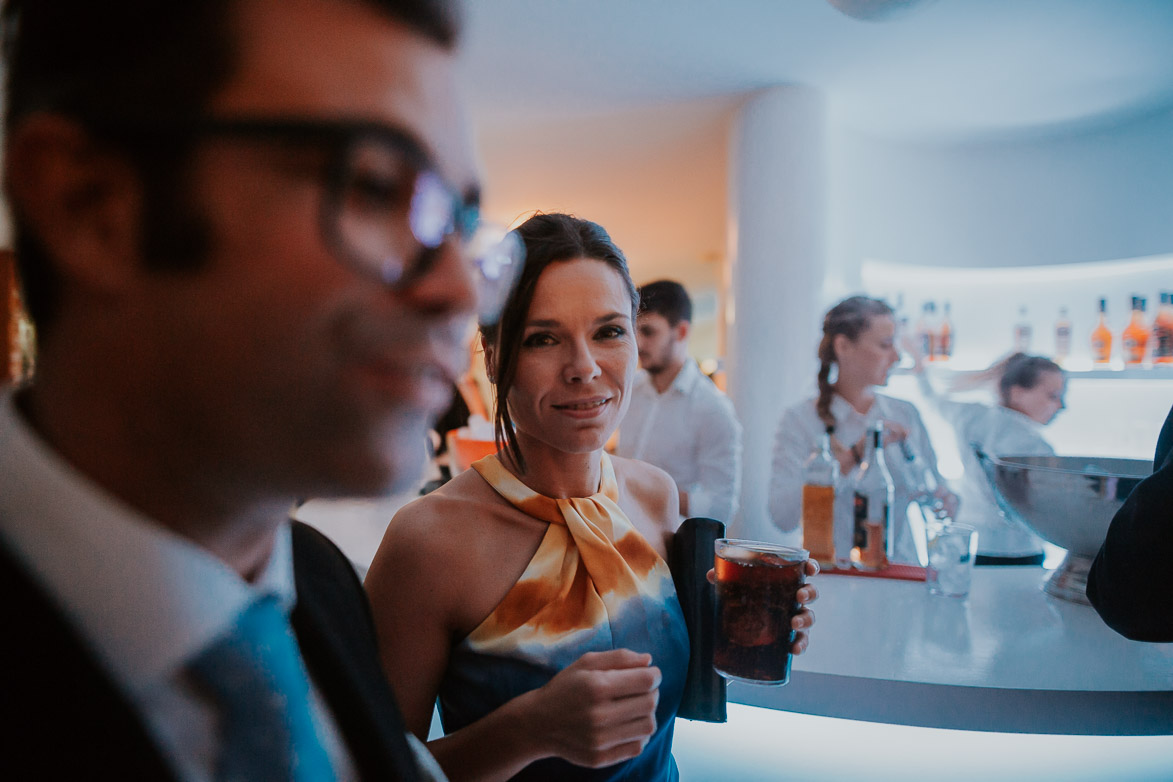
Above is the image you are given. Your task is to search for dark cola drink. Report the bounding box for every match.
[713,540,808,685]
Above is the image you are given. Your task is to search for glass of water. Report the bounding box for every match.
[926,524,978,598]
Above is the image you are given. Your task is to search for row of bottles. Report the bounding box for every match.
[801,422,896,571]
[1090,293,1173,366]
[900,295,1172,367]
[1008,294,1173,367]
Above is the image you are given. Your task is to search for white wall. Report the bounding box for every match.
[828,108,1173,288]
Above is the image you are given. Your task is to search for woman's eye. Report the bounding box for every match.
[522,332,555,348]
[597,325,627,339]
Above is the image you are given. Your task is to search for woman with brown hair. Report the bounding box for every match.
[768,295,958,564]
[915,351,1065,564]
[365,213,817,781]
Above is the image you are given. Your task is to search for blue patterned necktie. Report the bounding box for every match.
[191,596,338,782]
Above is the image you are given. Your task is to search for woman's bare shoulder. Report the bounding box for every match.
[377,470,503,560]
[610,455,678,521]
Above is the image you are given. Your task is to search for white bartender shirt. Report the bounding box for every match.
[616,359,743,524]
[0,390,444,781]
[918,377,1050,557]
[769,393,949,564]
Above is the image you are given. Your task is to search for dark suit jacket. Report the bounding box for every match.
[1086,403,1173,642]
[0,521,423,781]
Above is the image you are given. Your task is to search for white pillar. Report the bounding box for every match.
[726,86,827,543]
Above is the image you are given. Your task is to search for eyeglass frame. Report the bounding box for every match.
[85,113,498,294]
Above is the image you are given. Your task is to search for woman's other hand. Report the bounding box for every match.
[937,488,961,521]
[879,420,909,446]
[517,649,662,769]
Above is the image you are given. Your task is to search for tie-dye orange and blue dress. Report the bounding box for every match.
[437,452,690,781]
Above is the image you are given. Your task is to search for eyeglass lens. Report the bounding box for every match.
[330,135,523,322]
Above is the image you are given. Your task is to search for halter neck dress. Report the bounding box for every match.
[437,453,689,781]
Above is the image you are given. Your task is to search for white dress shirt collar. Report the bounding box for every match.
[0,389,294,701]
[635,357,701,398]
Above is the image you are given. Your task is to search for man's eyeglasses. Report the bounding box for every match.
[99,116,524,324]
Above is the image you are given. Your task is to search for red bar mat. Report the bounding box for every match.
[820,564,927,582]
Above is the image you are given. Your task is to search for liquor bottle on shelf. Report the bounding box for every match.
[1012,305,1032,352]
[851,423,893,571]
[936,301,953,362]
[1153,292,1173,365]
[915,301,938,361]
[801,425,839,568]
[1054,307,1072,364]
[1091,297,1112,365]
[1122,295,1150,367]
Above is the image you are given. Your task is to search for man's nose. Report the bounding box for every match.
[399,239,478,317]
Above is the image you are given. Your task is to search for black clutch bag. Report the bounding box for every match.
[668,517,727,723]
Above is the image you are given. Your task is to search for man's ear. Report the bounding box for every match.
[480,333,497,384]
[675,319,691,343]
[5,114,144,296]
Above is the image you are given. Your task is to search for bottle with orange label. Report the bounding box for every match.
[1122,295,1150,367]
[801,425,839,568]
[1091,297,1112,365]
[1153,291,1173,365]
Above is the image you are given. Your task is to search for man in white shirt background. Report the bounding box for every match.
[616,280,743,525]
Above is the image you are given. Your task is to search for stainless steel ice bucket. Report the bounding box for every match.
[974,449,1150,604]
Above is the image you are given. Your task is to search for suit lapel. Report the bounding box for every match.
[291,522,422,782]
[0,541,178,780]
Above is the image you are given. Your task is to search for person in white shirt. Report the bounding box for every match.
[769,295,958,564]
[616,280,743,525]
[916,352,1065,565]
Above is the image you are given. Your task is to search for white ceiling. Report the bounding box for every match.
[457,0,1173,140]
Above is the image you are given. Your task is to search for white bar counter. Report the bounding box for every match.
[729,566,1173,735]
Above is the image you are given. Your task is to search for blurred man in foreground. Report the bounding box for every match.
[0,1,520,778]
[1087,403,1173,642]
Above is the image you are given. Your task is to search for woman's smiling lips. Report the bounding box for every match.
[551,396,612,419]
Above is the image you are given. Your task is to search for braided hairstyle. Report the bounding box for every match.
[815,296,894,428]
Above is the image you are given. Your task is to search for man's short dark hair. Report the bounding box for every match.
[1,0,460,331]
[637,279,692,326]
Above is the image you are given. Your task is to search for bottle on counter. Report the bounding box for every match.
[1053,307,1071,364]
[1012,305,1032,352]
[936,301,953,362]
[899,439,951,567]
[1153,292,1173,365]
[852,423,894,571]
[1122,295,1150,367]
[1091,297,1112,365]
[801,425,839,569]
